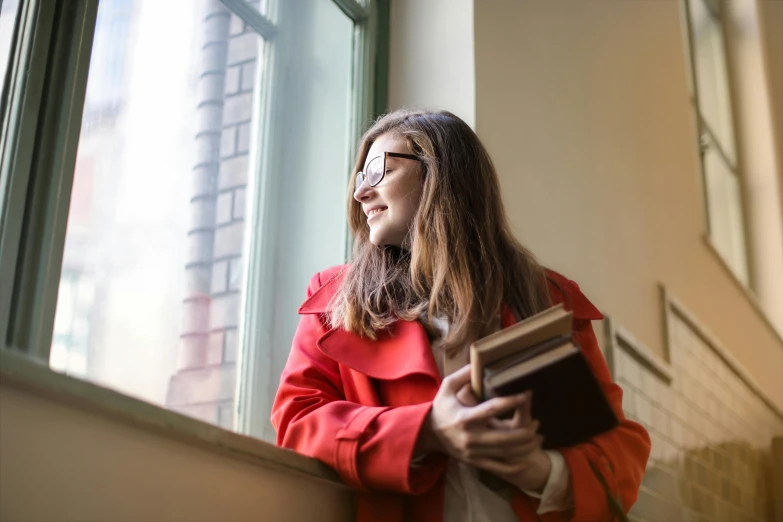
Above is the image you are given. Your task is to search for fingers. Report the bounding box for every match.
[462,432,543,459]
[462,421,541,457]
[461,393,528,424]
[520,391,532,425]
[456,383,479,407]
[476,420,540,445]
[487,391,532,430]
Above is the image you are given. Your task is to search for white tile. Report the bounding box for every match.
[649,431,665,462]
[670,418,685,447]
[651,403,670,438]
[622,388,636,417]
[664,440,679,465]
[623,354,641,388]
[684,426,697,449]
[657,383,673,411]
[636,394,653,427]
[672,370,683,393]
[674,396,689,423]
[613,348,626,379]
[681,375,692,400]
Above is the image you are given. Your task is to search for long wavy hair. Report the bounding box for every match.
[329,109,552,354]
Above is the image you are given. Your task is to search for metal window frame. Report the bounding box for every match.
[0,0,98,357]
[681,0,751,287]
[697,116,738,177]
[333,0,368,23]
[219,0,277,39]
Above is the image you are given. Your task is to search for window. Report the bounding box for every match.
[685,0,749,285]
[0,0,21,91]
[0,0,386,442]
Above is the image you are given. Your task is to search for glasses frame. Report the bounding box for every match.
[356,152,422,188]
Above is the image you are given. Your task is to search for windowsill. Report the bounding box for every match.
[702,233,783,346]
[0,348,347,490]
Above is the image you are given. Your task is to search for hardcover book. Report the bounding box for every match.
[469,304,618,448]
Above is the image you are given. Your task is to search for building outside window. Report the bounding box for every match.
[0,0,384,443]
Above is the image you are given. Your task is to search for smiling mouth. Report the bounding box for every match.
[367,207,386,219]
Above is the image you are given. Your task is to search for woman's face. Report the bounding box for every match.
[353,133,424,247]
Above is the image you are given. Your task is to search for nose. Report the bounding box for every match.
[353,176,373,202]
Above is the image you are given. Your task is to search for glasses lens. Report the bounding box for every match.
[356,172,366,187]
[366,157,384,186]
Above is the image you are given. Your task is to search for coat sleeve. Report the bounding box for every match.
[270,272,447,494]
[517,317,650,522]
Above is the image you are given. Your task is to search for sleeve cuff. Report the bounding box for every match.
[522,450,574,514]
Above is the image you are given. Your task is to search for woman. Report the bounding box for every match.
[271,110,650,522]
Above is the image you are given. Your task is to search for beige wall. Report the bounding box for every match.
[465,0,783,410]
[0,382,353,522]
[388,0,475,128]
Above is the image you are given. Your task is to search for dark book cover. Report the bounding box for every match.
[485,348,619,449]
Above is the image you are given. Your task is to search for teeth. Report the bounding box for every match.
[368,208,384,217]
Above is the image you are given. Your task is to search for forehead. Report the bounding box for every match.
[366,133,411,160]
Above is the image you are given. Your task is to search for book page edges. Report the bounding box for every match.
[469,304,573,399]
[485,342,578,390]
[473,304,566,352]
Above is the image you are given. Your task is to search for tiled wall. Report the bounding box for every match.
[607,293,783,522]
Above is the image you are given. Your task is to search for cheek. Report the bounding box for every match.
[381,178,422,227]
[402,187,423,218]
[389,189,418,221]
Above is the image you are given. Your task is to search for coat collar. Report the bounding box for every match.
[297,265,347,315]
[297,266,602,382]
[317,320,441,382]
[298,265,441,382]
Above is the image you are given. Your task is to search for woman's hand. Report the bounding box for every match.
[416,365,552,492]
[471,390,552,493]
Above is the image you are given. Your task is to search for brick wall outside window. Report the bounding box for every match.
[166,0,260,430]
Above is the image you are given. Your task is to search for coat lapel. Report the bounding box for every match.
[317,320,441,383]
[298,268,441,385]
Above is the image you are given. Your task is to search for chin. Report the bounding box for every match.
[368,228,402,248]
[368,233,386,247]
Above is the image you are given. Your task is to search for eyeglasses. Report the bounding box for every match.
[356,152,422,188]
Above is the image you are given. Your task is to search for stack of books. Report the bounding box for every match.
[470,304,618,448]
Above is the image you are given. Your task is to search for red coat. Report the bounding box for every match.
[272,265,650,522]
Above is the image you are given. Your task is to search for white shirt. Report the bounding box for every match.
[415,316,573,520]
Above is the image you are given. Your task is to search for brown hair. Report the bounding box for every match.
[330,109,551,354]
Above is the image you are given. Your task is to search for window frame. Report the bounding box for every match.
[0,0,99,358]
[234,0,387,439]
[681,0,753,288]
[0,0,390,443]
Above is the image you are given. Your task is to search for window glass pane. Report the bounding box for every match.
[248,0,354,441]
[704,143,748,285]
[51,0,264,431]
[689,0,736,163]
[0,0,19,90]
